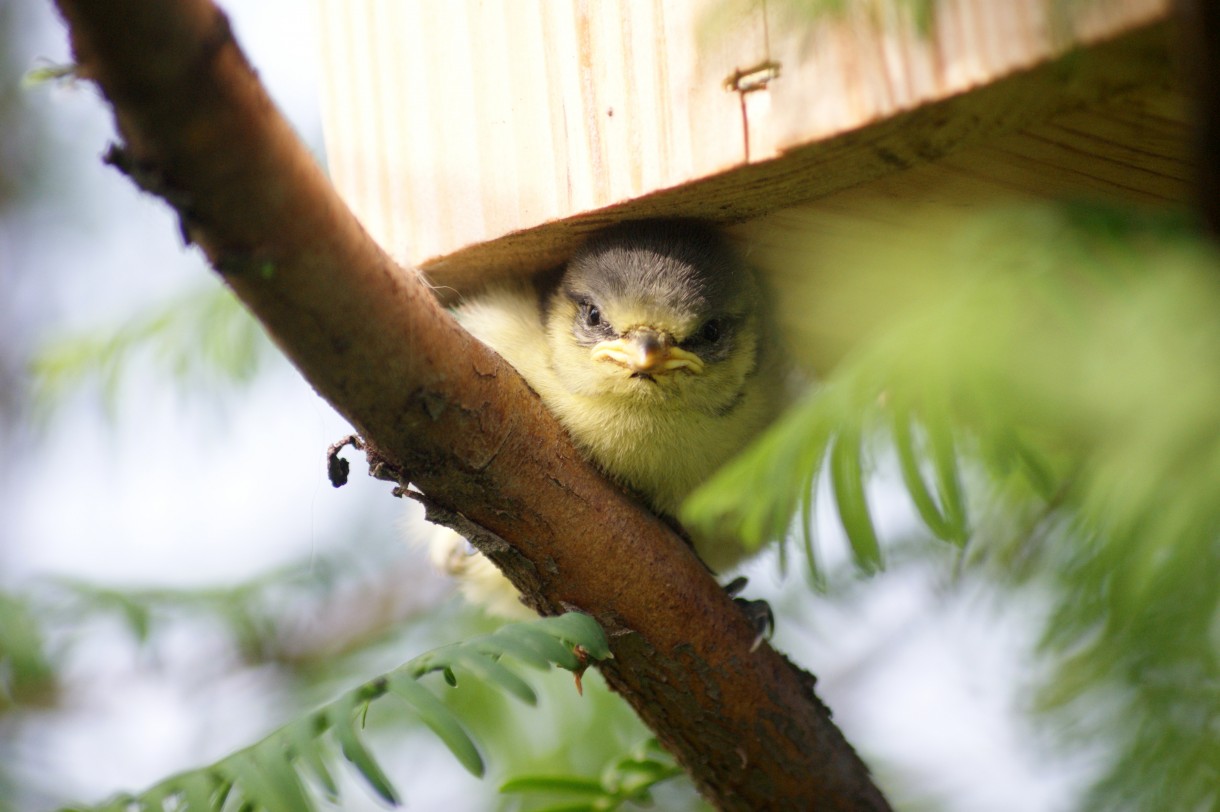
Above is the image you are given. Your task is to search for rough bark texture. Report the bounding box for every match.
[51,1,892,809]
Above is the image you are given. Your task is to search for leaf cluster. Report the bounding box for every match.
[63,613,610,812]
[500,738,685,812]
[30,282,271,420]
[685,201,1220,810]
[0,537,455,735]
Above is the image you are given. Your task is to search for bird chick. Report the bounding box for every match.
[428,219,789,611]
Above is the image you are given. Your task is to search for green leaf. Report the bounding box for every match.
[219,756,287,812]
[215,738,315,812]
[798,462,824,587]
[1011,437,1059,501]
[473,633,552,670]
[213,779,235,810]
[499,775,606,796]
[448,648,537,705]
[243,740,314,812]
[496,624,580,670]
[682,383,837,551]
[829,428,883,573]
[607,756,681,793]
[330,699,400,805]
[283,715,338,800]
[531,612,612,661]
[606,747,684,800]
[892,408,955,541]
[925,417,968,544]
[177,771,219,812]
[255,740,315,812]
[891,406,969,546]
[388,675,485,777]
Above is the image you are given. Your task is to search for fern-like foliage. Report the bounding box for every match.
[685,202,1220,811]
[0,539,429,685]
[31,282,271,419]
[500,738,687,812]
[62,613,610,812]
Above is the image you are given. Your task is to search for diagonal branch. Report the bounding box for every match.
[50,1,891,808]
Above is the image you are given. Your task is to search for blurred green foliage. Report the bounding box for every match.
[500,738,686,812]
[61,613,611,812]
[686,201,1220,811]
[1,546,700,811]
[30,282,272,420]
[0,544,415,714]
[0,592,59,712]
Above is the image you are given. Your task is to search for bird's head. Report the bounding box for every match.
[545,220,765,415]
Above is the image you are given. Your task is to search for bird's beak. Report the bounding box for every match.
[590,329,705,375]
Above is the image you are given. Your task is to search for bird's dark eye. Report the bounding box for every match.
[700,319,722,343]
[583,303,602,328]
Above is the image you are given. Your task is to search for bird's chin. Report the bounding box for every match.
[616,371,688,403]
[572,366,683,401]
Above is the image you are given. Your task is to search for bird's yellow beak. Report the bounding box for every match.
[590,329,705,375]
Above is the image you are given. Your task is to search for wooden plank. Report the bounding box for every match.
[436,25,1184,296]
[315,0,1177,294]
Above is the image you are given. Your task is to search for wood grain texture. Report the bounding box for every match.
[387,24,1184,300]
[316,0,1176,295]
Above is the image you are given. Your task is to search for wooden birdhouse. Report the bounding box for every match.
[315,0,1184,296]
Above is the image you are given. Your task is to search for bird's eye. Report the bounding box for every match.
[583,303,602,328]
[700,319,722,343]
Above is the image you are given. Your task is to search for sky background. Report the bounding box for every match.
[2,2,1090,810]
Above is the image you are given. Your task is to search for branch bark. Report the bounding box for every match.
[51,1,891,809]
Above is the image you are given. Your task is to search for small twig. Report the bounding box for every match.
[326,434,364,488]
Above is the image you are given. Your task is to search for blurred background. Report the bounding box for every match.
[3,2,1212,811]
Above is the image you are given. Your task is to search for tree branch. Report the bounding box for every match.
[51,1,890,808]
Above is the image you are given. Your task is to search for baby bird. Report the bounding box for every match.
[428,219,789,613]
